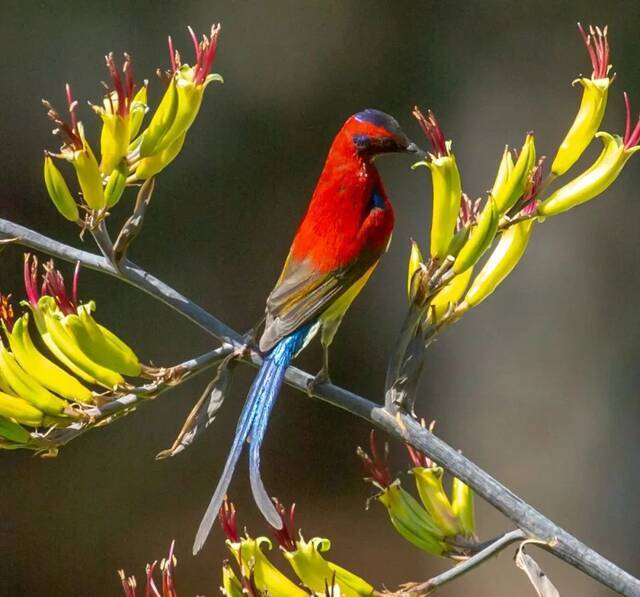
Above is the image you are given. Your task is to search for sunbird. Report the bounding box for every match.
[194,109,422,553]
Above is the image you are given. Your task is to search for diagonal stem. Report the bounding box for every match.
[1,217,639,596]
[386,529,527,596]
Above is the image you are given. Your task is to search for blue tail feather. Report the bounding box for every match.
[193,324,310,554]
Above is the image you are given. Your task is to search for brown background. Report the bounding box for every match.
[1,1,639,595]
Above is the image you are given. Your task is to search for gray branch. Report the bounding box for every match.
[387,529,527,596]
[1,218,638,596]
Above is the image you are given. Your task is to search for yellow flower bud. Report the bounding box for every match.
[43,156,79,222]
[552,24,613,176]
[414,150,461,261]
[552,78,611,176]
[283,537,373,597]
[451,476,476,538]
[429,266,474,321]
[70,126,105,210]
[493,134,536,214]
[139,79,179,158]
[453,196,498,275]
[377,481,446,556]
[134,132,186,180]
[539,132,638,217]
[491,146,515,198]
[129,84,148,141]
[407,240,424,298]
[228,537,307,597]
[96,103,131,175]
[43,86,104,209]
[160,68,223,151]
[412,108,462,261]
[462,219,535,308]
[412,466,460,537]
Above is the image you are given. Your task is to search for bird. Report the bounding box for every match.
[193,109,423,554]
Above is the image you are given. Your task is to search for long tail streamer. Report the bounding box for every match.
[192,324,310,554]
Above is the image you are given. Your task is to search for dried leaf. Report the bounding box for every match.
[113,177,156,264]
[156,353,238,459]
[515,543,560,597]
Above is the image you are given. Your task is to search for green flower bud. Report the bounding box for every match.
[104,165,127,208]
[283,537,373,597]
[453,196,499,275]
[539,132,639,217]
[220,562,244,597]
[451,476,476,538]
[493,134,536,214]
[462,219,535,308]
[412,466,460,537]
[43,156,79,222]
[0,415,30,444]
[377,482,447,556]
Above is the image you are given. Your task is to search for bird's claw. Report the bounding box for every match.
[306,368,332,397]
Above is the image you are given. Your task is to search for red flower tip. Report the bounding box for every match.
[218,497,240,543]
[42,86,83,151]
[578,23,610,80]
[168,24,221,84]
[0,294,15,335]
[271,498,297,552]
[42,259,78,315]
[413,106,449,158]
[357,430,392,488]
[457,193,482,230]
[104,52,135,118]
[160,540,178,597]
[406,443,432,469]
[623,92,640,149]
[23,254,40,307]
[522,157,546,213]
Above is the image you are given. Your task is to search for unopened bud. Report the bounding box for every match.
[43,156,79,222]
[451,476,476,538]
[412,466,460,537]
[453,196,499,275]
[104,166,127,208]
[462,218,535,308]
[539,132,638,217]
[407,240,424,298]
[493,134,536,214]
[377,482,446,556]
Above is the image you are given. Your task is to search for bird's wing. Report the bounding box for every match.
[259,252,378,352]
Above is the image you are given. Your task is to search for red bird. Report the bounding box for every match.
[193,109,422,553]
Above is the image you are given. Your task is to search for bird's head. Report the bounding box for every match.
[345,109,425,159]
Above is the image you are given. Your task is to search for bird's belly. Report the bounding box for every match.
[320,262,377,326]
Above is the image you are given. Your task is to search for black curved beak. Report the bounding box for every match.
[403,140,427,160]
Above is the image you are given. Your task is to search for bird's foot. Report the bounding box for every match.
[306,368,332,397]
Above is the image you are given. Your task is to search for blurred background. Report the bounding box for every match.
[1,1,639,595]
